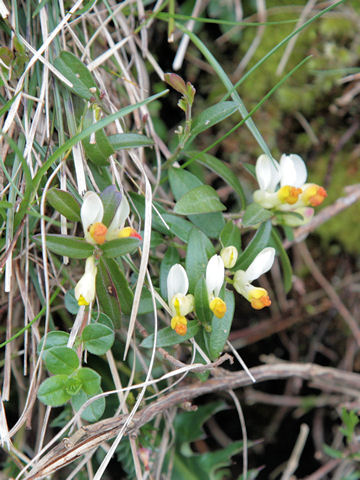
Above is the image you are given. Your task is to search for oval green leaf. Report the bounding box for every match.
[242,202,272,227]
[209,289,235,360]
[189,101,238,140]
[108,133,154,150]
[77,367,101,395]
[37,375,71,407]
[96,257,134,324]
[194,277,212,326]
[270,227,293,293]
[46,188,81,222]
[189,151,246,209]
[71,389,105,422]
[37,331,70,355]
[174,185,226,215]
[53,51,97,100]
[33,234,94,259]
[186,228,215,292]
[140,320,200,348]
[82,323,115,355]
[43,346,79,375]
[169,167,224,237]
[100,237,140,258]
[220,221,241,251]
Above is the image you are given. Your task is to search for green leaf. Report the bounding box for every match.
[194,277,212,326]
[82,109,115,166]
[64,377,82,396]
[162,214,195,242]
[235,221,272,271]
[65,289,80,315]
[168,402,245,480]
[174,185,226,215]
[46,188,81,222]
[137,286,161,315]
[242,203,272,227]
[43,346,79,375]
[77,367,101,395]
[270,228,293,293]
[53,51,97,100]
[174,401,226,445]
[100,186,122,227]
[220,222,241,251]
[188,101,238,141]
[99,237,140,258]
[82,323,115,355]
[33,234,94,259]
[96,257,134,326]
[38,375,71,407]
[323,444,343,459]
[186,228,215,292]
[209,290,234,360]
[140,320,200,349]
[169,167,224,238]
[37,331,70,355]
[160,246,180,299]
[188,151,246,209]
[71,388,105,422]
[108,133,154,150]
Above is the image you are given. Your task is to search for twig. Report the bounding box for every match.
[297,242,360,347]
[280,423,309,480]
[25,362,360,479]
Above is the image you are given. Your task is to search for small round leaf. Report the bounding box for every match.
[82,324,114,355]
[44,346,79,375]
[38,375,71,407]
[77,368,101,395]
[37,331,70,355]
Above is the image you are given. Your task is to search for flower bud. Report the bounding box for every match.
[220,246,238,269]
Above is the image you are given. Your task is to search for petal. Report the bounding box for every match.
[206,255,225,297]
[245,247,275,283]
[107,196,130,235]
[81,192,104,233]
[74,256,97,305]
[280,154,307,188]
[255,154,281,192]
[167,264,189,304]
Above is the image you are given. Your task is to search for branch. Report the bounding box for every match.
[25,362,360,479]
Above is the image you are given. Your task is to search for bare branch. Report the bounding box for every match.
[25,362,360,479]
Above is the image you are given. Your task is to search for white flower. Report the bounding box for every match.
[75,256,97,306]
[80,188,140,245]
[255,154,281,193]
[167,264,194,335]
[233,247,275,310]
[206,255,226,318]
[253,154,327,214]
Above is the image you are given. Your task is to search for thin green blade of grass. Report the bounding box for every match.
[174,22,273,160]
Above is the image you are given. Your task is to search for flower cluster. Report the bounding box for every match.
[74,187,141,307]
[253,154,327,226]
[167,246,276,336]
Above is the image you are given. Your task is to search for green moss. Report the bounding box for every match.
[310,153,360,254]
